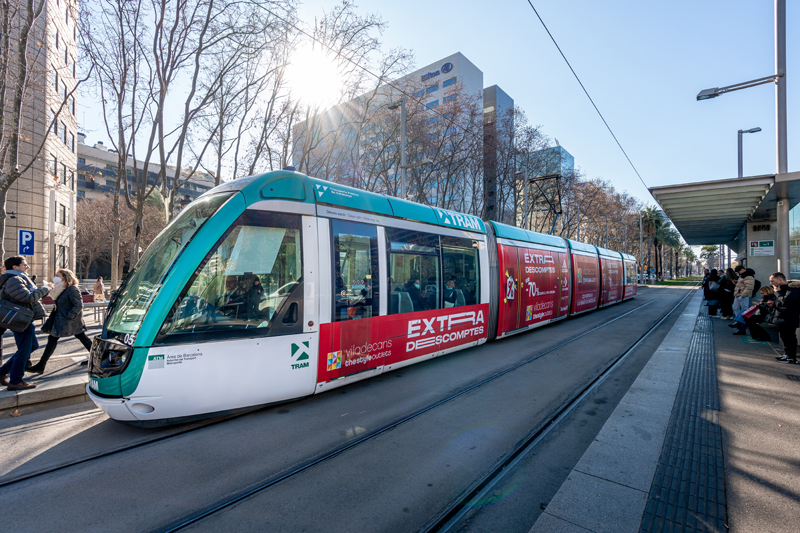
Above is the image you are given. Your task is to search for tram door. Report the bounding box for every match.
[318,220,383,381]
[557,252,570,317]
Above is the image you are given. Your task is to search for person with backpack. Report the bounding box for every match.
[0,256,51,390]
[733,265,758,316]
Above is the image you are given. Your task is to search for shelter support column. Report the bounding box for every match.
[777,198,790,273]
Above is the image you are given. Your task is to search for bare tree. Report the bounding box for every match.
[0,0,86,257]
[82,0,148,291]
[75,193,165,278]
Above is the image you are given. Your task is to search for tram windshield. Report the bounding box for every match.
[157,210,303,342]
[105,193,233,336]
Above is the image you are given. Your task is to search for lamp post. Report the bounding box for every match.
[639,210,643,284]
[738,127,762,177]
[387,98,407,199]
[697,0,787,270]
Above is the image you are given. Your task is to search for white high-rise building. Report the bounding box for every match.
[293,52,507,212]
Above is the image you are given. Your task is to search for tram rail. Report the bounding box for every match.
[424,283,698,532]
[150,286,695,533]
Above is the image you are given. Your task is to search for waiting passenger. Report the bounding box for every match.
[730,286,774,341]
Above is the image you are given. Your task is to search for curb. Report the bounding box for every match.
[0,375,89,412]
[529,289,704,533]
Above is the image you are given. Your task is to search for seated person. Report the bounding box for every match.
[219,275,248,318]
[443,276,459,308]
[731,286,775,341]
[405,278,425,311]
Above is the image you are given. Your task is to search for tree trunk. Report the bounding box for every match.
[0,185,8,260]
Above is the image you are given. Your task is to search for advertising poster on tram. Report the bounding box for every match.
[571,254,600,314]
[517,247,559,329]
[317,304,489,382]
[497,244,521,335]
[601,259,623,305]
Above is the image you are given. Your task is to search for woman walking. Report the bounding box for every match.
[26,269,93,374]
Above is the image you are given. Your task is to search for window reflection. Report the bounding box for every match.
[332,220,379,321]
[158,211,303,341]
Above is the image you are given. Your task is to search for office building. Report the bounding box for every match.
[76,134,215,205]
[292,53,514,216]
[3,0,79,278]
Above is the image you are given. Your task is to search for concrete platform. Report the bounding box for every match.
[0,309,98,417]
[531,290,800,533]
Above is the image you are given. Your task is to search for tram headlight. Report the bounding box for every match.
[107,349,129,366]
[90,339,134,378]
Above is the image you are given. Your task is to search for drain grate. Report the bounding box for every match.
[787,374,800,381]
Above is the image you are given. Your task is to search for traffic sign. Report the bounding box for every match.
[18,229,34,255]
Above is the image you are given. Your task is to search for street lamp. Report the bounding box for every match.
[738,127,761,177]
[697,1,788,270]
[696,74,782,101]
[387,98,407,199]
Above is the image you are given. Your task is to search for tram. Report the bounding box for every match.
[87,170,638,425]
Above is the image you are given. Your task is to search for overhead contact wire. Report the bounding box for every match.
[525,1,653,197]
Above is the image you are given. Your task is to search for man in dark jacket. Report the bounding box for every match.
[0,256,50,390]
[767,272,800,364]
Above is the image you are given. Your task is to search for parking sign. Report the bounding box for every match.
[18,229,34,255]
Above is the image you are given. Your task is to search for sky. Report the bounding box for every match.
[78,1,797,209]
[293,0,798,206]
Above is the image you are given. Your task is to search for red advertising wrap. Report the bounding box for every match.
[624,284,637,299]
[571,253,600,314]
[317,303,489,383]
[600,258,623,306]
[497,244,565,337]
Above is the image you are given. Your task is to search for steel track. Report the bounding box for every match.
[423,284,698,532]
[152,288,689,533]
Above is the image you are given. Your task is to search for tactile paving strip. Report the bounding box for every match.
[640,307,727,532]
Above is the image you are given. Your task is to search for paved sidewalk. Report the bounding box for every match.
[0,309,100,416]
[530,291,800,533]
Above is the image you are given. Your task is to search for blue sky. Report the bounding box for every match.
[298,0,797,206]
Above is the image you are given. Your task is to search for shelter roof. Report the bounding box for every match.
[649,172,800,245]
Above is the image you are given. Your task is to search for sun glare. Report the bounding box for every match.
[286,43,345,109]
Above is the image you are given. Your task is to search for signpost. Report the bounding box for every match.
[18,229,34,255]
[750,240,774,257]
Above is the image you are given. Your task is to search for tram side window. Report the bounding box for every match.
[625,262,636,285]
[386,228,440,314]
[441,236,480,307]
[157,211,303,342]
[332,220,379,322]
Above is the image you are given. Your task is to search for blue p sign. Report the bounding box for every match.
[18,229,34,255]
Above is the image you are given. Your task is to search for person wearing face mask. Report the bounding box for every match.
[405,278,425,311]
[26,268,93,374]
